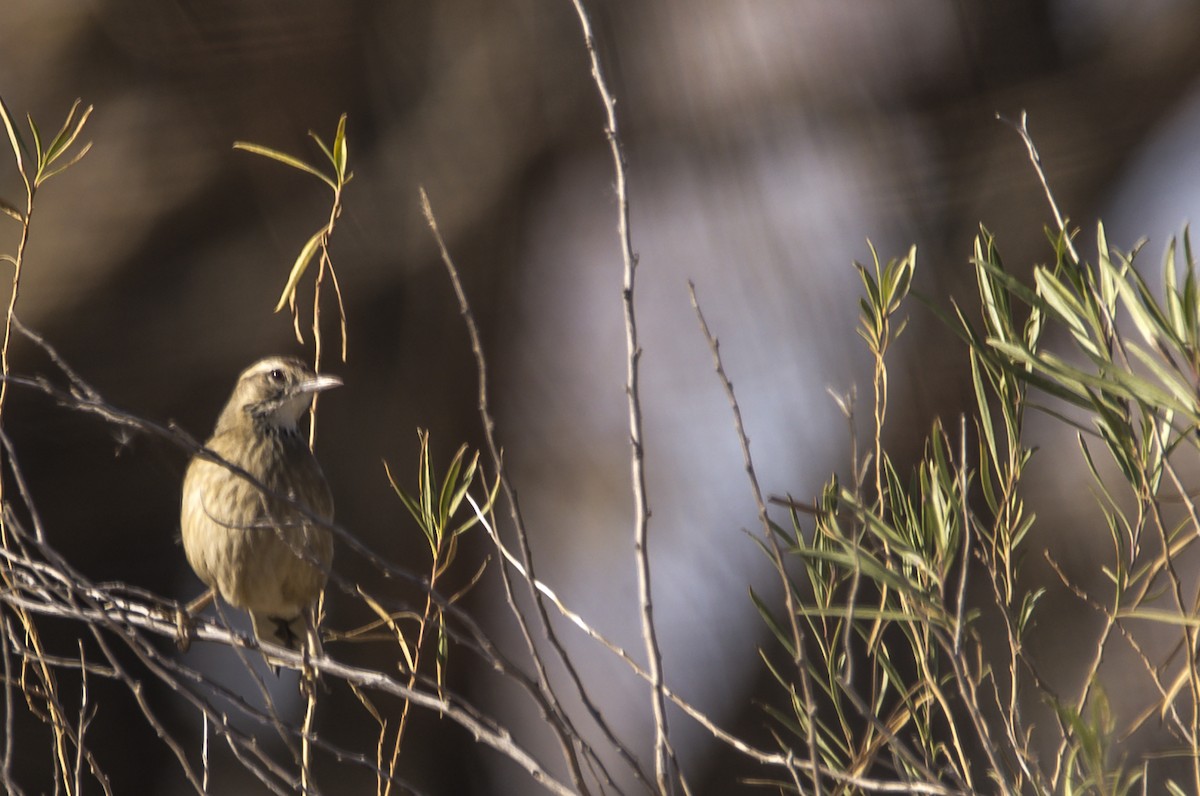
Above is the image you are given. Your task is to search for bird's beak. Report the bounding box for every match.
[297,373,343,394]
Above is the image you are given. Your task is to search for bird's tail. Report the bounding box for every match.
[251,610,321,658]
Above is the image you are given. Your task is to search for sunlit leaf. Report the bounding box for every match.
[233,141,337,192]
[0,197,22,222]
[0,94,27,176]
[332,113,348,183]
[274,227,325,314]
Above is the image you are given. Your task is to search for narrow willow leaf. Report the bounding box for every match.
[0,197,22,222]
[446,451,480,520]
[794,605,925,622]
[1075,434,1122,519]
[438,445,470,523]
[333,113,348,183]
[1017,587,1044,636]
[0,94,26,174]
[274,227,325,313]
[749,587,795,657]
[234,141,337,192]
[358,588,416,671]
[1034,267,1089,339]
[1097,222,1118,317]
[384,459,429,532]
[308,128,336,169]
[795,544,939,612]
[970,352,1000,475]
[1184,227,1197,342]
[1115,607,1200,627]
[1107,254,1178,350]
[978,256,1053,324]
[43,99,90,164]
[1125,342,1196,411]
[1164,237,1184,339]
[36,140,92,184]
[985,340,1089,404]
[26,114,42,162]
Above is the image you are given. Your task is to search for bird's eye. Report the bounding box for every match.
[269,368,285,382]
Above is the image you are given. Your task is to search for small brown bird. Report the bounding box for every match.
[181,356,340,655]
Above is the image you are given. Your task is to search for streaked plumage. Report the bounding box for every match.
[181,356,339,653]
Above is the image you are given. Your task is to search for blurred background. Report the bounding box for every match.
[3,1,1200,793]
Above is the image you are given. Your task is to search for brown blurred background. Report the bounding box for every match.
[3,1,1200,793]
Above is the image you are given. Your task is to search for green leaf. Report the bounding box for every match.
[274,227,326,313]
[36,101,93,185]
[1164,236,1184,339]
[0,94,27,176]
[0,197,22,222]
[36,140,92,184]
[1125,342,1196,410]
[794,605,925,622]
[332,113,348,183]
[1017,587,1044,636]
[438,444,469,526]
[233,141,337,192]
[26,114,42,163]
[1097,222,1118,317]
[308,128,336,168]
[969,352,999,480]
[1034,266,1091,347]
[385,459,428,530]
[43,100,91,163]
[749,587,795,657]
[445,450,479,520]
[1107,252,1178,350]
[1115,607,1200,627]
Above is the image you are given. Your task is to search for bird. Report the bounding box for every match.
[180,356,340,659]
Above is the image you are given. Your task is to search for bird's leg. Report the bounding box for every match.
[186,588,216,614]
[175,588,216,652]
[270,616,300,649]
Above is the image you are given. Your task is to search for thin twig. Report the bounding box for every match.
[561,2,675,790]
[419,187,637,794]
[953,415,971,655]
[687,281,821,793]
[466,492,961,795]
[0,329,621,793]
[0,553,568,795]
[996,111,1079,266]
[0,617,18,796]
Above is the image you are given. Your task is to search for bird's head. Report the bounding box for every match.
[216,356,342,434]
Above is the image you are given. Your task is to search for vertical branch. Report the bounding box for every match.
[688,282,822,794]
[301,684,317,796]
[307,180,347,449]
[0,197,31,425]
[562,2,674,790]
[0,97,93,795]
[0,97,33,427]
[201,714,210,793]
